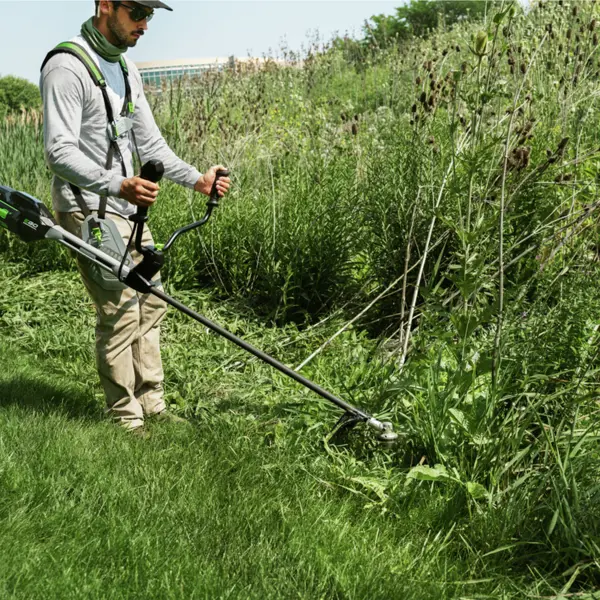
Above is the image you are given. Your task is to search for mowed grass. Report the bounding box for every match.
[0,263,589,599]
[0,353,460,600]
[0,264,440,600]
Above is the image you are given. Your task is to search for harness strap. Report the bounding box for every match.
[42,42,137,220]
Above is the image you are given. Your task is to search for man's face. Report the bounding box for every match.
[107,2,153,48]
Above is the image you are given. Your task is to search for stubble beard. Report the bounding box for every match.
[107,13,139,48]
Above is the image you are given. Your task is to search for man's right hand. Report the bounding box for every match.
[119,177,160,207]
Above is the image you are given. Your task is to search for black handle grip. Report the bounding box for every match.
[140,160,165,184]
[133,160,165,252]
[209,169,230,206]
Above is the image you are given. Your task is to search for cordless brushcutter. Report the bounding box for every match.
[0,161,398,444]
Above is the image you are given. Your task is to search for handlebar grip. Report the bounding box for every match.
[133,161,165,251]
[209,169,230,205]
[140,160,165,184]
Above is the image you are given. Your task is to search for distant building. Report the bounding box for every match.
[135,56,292,88]
[135,57,235,88]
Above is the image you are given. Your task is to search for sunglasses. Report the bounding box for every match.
[118,3,154,22]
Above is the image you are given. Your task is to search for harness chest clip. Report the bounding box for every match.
[108,116,134,142]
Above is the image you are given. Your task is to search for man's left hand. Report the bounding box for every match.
[194,165,231,198]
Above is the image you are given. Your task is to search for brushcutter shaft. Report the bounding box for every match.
[0,181,399,442]
[149,286,372,422]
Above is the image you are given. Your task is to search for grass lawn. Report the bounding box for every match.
[0,264,589,599]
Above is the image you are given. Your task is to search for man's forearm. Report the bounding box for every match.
[132,89,201,188]
[139,137,202,189]
[45,140,125,197]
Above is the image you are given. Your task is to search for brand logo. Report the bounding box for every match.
[24,219,39,231]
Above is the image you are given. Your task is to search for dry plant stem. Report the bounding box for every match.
[295,230,451,371]
[398,137,465,371]
[399,200,419,348]
[268,157,277,251]
[295,273,406,372]
[492,32,548,388]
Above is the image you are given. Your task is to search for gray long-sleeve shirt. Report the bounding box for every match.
[40,36,202,217]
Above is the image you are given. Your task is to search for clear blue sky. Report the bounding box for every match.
[0,1,399,83]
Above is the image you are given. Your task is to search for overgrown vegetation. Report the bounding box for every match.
[0,75,41,119]
[2,0,600,595]
[363,0,490,48]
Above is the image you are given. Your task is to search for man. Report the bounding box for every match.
[40,0,231,434]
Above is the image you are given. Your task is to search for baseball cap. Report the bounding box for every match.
[133,0,173,11]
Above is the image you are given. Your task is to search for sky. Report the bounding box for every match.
[0,1,400,83]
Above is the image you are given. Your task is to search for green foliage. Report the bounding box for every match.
[364,0,490,48]
[4,1,600,591]
[0,264,598,597]
[0,75,41,115]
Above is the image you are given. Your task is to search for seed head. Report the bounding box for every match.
[474,30,488,56]
[557,137,569,154]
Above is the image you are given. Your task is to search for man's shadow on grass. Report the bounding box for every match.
[0,375,104,422]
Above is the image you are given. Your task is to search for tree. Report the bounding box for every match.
[364,0,489,48]
[0,75,41,115]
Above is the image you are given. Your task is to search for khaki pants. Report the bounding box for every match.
[57,210,168,430]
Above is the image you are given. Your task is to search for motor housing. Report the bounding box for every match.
[0,185,56,242]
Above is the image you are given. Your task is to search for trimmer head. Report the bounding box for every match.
[0,185,56,242]
[376,422,399,444]
[367,419,399,444]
